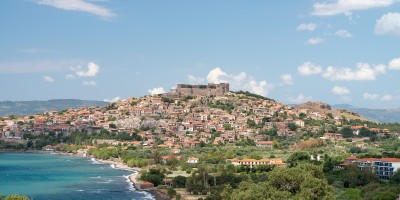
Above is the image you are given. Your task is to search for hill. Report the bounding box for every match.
[295,101,368,121]
[0,99,107,117]
[332,104,400,123]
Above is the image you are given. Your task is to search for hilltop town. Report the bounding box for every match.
[1,83,376,149]
[1,83,400,199]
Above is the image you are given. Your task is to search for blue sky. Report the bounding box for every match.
[1,0,400,108]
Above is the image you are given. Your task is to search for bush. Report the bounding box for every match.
[167,187,176,196]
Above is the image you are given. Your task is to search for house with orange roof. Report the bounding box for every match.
[228,158,285,168]
[256,141,273,148]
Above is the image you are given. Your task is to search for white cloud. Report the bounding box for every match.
[307,37,323,45]
[75,62,100,77]
[312,0,394,16]
[83,80,96,86]
[381,94,393,101]
[148,87,166,95]
[363,92,400,101]
[42,75,54,82]
[65,74,76,80]
[103,97,121,102]
[288,94,313,104]
[207,67,274,96]
[296,23,317,31]
[335,29,353,38]
[323,63,386,81]
[246,80,274,96]
[375,12,400,36]
[187,75,205,84]
[189,67,273,96]
[332,86,350,95]
[389,57,400,70]
[363,92,380,100]
[33,0,116,19]
[206,67,228,84]
[280,74,293,85]
[298,62,323,76]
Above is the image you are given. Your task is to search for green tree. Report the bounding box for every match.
[389,170,400,184]
[287,151,310,167]
[172,176,187,188]
[288,123,298,131]
[140,168,165,186]
[341,127,354,138]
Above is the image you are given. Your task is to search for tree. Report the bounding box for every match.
[172,176,187,188]
[341,127,354,138]
[221,163,334,200]
[140,168,165,186]
[152,150,162,164]
[288,123,298,131]
[287,151,310,167]
[389,170,400,184]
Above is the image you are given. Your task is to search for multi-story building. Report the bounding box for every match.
[342,156,400,180]
[228,158,285,168]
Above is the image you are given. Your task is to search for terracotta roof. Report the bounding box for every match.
[257,141,273,145]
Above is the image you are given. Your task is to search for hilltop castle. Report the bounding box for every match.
[163,83,229,98]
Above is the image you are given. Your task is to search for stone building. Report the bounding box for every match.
[163,83,229,97]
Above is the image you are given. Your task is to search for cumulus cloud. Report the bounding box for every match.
[83,80,96,86]
[323,63,386,81]
[375,12,400,36]
[280,74,293,85]
[335,29,353,38]
[206,67,228,84]
[206,67,274,96]
[42,75,54,82]
[298,62,323,76]
[75,62,100,77]
[312,0,394,16]
[389,57,400,70]
[288,94,313,104]
[148,87,166,95]
[188,67,273,96]
[307,37,323,45]
[381,94,393,101]
[363,92,400,101]
[363,92,380,100]
[332,86,350,95]
[103,97,121,102]
[33,0,116,19]
[296,23,317,31]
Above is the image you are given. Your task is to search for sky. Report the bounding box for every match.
[1,0,400,108]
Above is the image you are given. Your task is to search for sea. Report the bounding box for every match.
[0,153,154,200]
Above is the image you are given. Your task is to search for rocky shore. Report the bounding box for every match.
[95,158,171,200]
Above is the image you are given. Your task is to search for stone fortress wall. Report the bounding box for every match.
[164,83,229,97]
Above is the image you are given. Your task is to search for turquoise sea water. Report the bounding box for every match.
[0,153,153,200]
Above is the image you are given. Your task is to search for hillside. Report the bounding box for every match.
[295,101,369,121]
[332,104,400,123]
[0,99,107,117]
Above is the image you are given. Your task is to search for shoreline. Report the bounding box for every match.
[1,150,171,200]
[91,157,171,200]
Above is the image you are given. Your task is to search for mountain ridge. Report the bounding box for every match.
[0,99,107,117]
